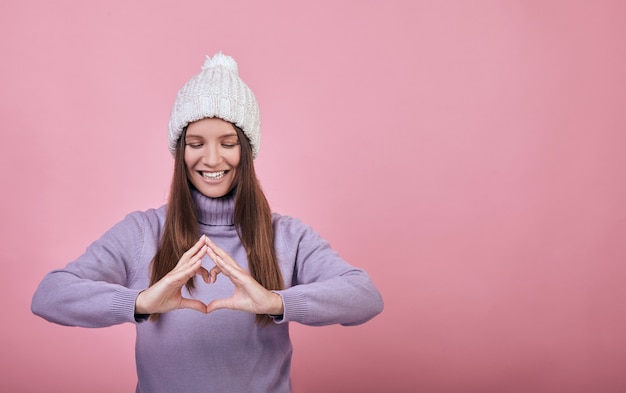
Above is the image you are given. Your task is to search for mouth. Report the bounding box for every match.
[201,171,226,180]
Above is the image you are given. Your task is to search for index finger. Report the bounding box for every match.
[205,237,227,259]
[177,235,208,265]
[204,239,238,276]
[185,235,207,255]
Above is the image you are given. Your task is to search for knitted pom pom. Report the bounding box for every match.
[201,52,239,75]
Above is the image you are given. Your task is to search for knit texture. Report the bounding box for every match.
[31,191,384,392]
[168,52,261,158]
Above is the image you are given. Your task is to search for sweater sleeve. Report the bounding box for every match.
[272,216,384,327]
[31,211,149,328]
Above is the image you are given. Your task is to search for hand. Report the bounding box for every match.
[135,235,210,315]
[204,237,284,316]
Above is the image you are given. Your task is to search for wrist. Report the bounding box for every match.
[268,292,284,316]
[134,290,149,315]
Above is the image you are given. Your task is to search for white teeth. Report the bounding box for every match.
[202,171,225,179]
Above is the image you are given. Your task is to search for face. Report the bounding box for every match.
[184,118,241,198]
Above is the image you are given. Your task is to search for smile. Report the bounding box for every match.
[202,171,226,180]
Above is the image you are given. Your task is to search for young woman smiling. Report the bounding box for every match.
[32,52,383,393]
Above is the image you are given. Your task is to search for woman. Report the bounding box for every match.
[31,52,383,393]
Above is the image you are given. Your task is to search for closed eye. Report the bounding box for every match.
[221,143,240,149]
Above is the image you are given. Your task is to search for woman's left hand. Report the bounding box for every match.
[204,237,284,316]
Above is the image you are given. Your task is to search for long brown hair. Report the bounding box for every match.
[149,123,283,325]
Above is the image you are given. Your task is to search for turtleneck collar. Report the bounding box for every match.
[191,187,236,226]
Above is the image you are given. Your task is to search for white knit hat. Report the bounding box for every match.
[168,52,260,158]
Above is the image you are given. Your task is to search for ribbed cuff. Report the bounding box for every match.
[273,290,307,324]
[111,288,143,324]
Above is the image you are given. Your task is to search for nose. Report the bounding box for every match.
[201,144,222,167]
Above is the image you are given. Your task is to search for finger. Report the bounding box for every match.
[169,255,205,285]
[205,247,238,281]
[208,250,247,286]
[188,235,207,256]
[178,235,208,265]
[205,239,237,269]
[206,297,231,314]
[197,266,210,284]
[179,297,208,314]
[169,246,208,279]
[205,245,221,264]
[205,237,230,262]
[208,266,222,284]
[189,245,208,265]
[163,261,202,288]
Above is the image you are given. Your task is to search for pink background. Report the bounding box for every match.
[1,1,625,392]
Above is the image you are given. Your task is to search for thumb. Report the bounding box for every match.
[179,298,208,314]
[206,298,231,314]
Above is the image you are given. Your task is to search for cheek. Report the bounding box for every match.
[228,151,241,184]
[227,148,241,169]
[184,150,197,171]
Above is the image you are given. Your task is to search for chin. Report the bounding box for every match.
[191,182,236,199]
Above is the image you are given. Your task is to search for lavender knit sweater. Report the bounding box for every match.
[31,190,383,392]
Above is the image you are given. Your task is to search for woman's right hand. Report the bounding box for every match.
[134,235,210,315]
